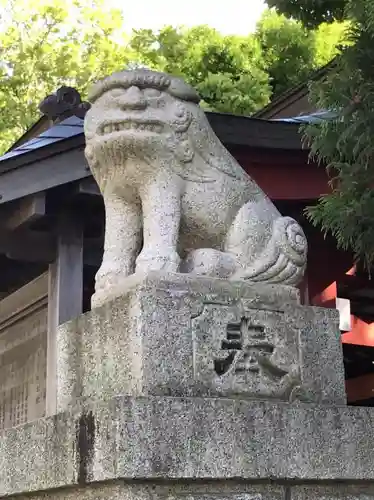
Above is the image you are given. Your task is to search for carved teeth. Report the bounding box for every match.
[100,122,162,134]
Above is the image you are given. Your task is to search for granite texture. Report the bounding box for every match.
[86,396,367,482]
[290,485,374,499]
[83,69,307,307]
[0,411,77,496]
[9,483,374,500]
[6,482,285,500]
[56,273,345,411]
[2,396,374,497]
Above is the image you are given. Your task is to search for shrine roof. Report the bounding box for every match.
[0,116,85,169]
[0,112,305,171]
[0,109,332,171]
[273,110,337,124]
[0,111,308,206]
[253,60,337,120]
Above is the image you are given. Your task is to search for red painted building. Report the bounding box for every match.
[255,73,374,405]
[0,81,373,419]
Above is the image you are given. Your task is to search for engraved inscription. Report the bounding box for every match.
[0,307,47,430]
[0,275,48,430]
[192,302,311,402]
[214,318,274,376]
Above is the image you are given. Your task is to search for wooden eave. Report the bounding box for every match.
[0,113,304,206]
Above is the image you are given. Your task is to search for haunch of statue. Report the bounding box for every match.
[84,69,307,306]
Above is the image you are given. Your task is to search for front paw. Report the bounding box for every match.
[95,261,131,292]
[92,262,134,308]
[181,248,237,278]
[135,248,181,273]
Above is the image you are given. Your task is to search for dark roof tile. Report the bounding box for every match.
[39,124,83,139]
[20,137,62,149]
[0,111,304,170]
[0,150,26,161]
[60,115,85,127]
[272,110,337,124]
[22,137,43,146]
[0,116,85,164]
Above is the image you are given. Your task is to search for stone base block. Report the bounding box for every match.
[7,481,374,500]
[290,485,374,499]
[2,396,374,498]
[56,272,346,412]
[5,482,285,500]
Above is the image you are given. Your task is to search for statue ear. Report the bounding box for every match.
[85,145,94,163]
[175,138,194,163]
[172,139,215,183]
[85,145,99,173]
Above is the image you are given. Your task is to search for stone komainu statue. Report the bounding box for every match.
[84,69,307,306]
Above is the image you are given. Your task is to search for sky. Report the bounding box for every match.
[121,0,267,35]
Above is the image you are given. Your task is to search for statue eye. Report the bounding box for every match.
[109,88,126,98]
[144,88,161,98]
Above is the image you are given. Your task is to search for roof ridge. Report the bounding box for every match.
[253,59,337,119]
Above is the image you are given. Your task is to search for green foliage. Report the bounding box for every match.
[256,10,316,95]
[266,0,347,28]
[257,10,348,95]
[0,1,346,154]
[314,21,351,66]
[129,25,272,115]
[267,0,374,267]
[304,0,374,267]
[196,71,270,115]
[130,17,347,111]
[0,0,133,153]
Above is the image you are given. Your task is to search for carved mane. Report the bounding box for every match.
[86,69,258,190]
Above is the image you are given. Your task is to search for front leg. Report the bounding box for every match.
[92,192,142,307]
[136,174,182,273]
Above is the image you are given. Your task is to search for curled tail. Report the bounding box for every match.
[233,217,307,286]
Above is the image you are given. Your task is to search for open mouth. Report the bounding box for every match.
[98,121,163,135]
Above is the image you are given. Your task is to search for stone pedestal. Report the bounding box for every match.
[56,272,346,412]
[2,396,374,499]
[4,274,374,500]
